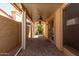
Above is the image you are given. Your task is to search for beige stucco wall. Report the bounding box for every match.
[44,21,48,39]
[26,25,29,39]
[54,7,63,51]
[44,5,64,51]
[0,15,21,52]
[54,4,70,51]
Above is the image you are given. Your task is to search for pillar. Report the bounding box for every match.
[22,10,26,50]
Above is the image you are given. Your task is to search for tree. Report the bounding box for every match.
[37,23,43,34]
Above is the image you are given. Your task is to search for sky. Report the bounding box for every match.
[0,3,13,15]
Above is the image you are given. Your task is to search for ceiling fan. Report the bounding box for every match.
[38,11,46,22]
[38,15,46,23]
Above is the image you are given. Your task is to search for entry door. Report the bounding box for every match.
[63,3,79,50]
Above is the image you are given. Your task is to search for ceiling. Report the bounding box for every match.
[22,3,63,21]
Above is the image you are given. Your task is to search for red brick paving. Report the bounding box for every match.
[18,37,65,56]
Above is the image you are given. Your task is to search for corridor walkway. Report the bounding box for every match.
[18,36,65,56]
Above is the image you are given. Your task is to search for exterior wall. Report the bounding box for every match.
[48,19,54,40]
[40,22,46,37]
[54,4,71,52]
[0,15,21,52]
[26,25,29,39]
[54,7,63,51]
[45,4,66,51]
[44,8,63,49]
[11,11,16,20]
[43,21,48,39]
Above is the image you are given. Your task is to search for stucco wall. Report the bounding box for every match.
[45,5,63,51]
[54,7,63,51]
[0,15,21,52]
[43,22,48,39]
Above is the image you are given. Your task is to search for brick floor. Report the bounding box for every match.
[18,37,65,56]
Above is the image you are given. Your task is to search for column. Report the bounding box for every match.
[22,10,26,50]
